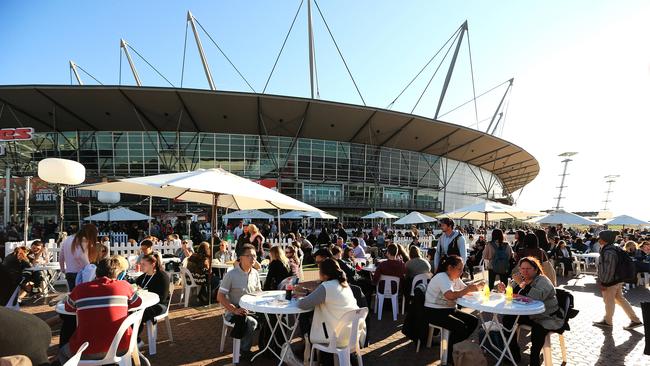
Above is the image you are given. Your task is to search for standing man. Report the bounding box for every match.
[233,221,245,241]
[593,230,643,329]
[217,244,262,361]
[434,218,467,271]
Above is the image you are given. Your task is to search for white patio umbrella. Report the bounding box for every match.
[604,215,649,227]
[84,207,152,221]
[361,211,399,219]
[78,168,321,304]
[528,210,598,226]
[442,201,542,226]
[223,209,274,221]
[394,211,437,225]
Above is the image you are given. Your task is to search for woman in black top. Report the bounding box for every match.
[136,253,170,339]
[187,242,218,304]
[263,246,292,291]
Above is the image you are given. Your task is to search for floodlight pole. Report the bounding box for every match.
[434,21,468,119]
[553,152,577,211]
[120,39,143,87]
[4,167,10,226]
[307,0,317,99]
[187,11,217,91]
[69,61,84,85]
[602,175,620,211]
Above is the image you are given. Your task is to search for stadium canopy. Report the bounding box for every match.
[0,85,539,194]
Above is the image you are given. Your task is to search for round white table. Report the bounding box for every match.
[26,262,62,297]
[56,289,160,315]
[457,292,545,365]
[239,290,310,365]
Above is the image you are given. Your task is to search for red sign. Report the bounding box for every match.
[0,127,34,141]
[254,179,277,191]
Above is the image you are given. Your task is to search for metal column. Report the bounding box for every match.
[120,39,143,86]
[4,167,9,226]
[307,0,317,99]
[23,177,31,246]
[187,11,217,91]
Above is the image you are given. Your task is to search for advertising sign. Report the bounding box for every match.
[0,127,35,141]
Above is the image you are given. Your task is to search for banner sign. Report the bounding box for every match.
[0,127,34,141]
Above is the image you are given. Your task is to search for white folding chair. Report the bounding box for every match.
[415,324,450,363]
[5,286,20,310]
[63,342,89,366]
[517,297,570,366]
[310,307,368,366]
[402,273,431,314]
[373,275,400,320]
[219,314,241,364]
[78,310,146,366]
[179,267,199,308]
[146,280,175,355]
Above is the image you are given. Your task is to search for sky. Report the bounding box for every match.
[1,0,650,218]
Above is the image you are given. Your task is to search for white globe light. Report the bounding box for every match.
[98,191,121,204]
[38,158,85,185]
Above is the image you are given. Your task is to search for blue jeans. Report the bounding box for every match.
[225,312,258,352]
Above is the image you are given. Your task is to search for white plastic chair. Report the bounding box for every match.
[416,324,450,364]
[402,273,431,314]
[78,310,146,366]
[126,255,138,269]
[310,307,368,366]
[63,341,89,366]
[517,297,570,366]
[219,314,241,364]
[373,275,400,320]
[146,281,175,355]
[5,286,20,310]
[179,267,199,308]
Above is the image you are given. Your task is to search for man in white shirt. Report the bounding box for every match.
[232,221,244,241]
[351,238,366,259]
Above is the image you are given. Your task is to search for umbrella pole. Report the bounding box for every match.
[277,209,281,241]
[208,193,218,306]
[148,196,152,236]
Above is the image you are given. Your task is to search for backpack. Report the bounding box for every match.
[604,245,636,285]
[443,233,461,258]
[490,242,509,274]
[554,288,578,334]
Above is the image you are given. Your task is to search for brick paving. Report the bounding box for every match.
[19,272,649,366]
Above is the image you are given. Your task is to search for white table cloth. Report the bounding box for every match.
[457,292,545,365]
[239,290,310,365]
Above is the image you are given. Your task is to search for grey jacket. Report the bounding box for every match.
[597,244,618,286]
[526,275,563,330]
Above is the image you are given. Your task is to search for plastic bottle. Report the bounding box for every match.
[482,282,491,300]
[505,280,513,301]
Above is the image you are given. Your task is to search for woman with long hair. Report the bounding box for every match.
[186,242,216,305]
[425,255,480,357]
[482,228,514,289]
[497,257,563,365]
[263,246,292,291]
[297,259,361,352]
[135,253,170,341]
[534,229,550,252]
[248,224,265,257]
[59,224,98,291]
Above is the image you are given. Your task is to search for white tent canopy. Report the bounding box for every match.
[84,207,152,222]
[393,211,437,225]
[604,215,650,226]
[361,211,399,219]
[442,201,542,221]
[223,209,274,221]
[280,210,337,220]
[79,168,320,212]
[528,210,598,226]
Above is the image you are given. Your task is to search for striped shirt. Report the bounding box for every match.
[64,277,142,355]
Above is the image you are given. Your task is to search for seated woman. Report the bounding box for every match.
[24,240,49,295]
[624,241,638,257]
[297,259,361,365]
[135,253,170,341]
[551,240,573,276]
[634,241,650,274]
[498,257,564,366]
[424,255,480,358]
[284,245,301,276]
[342,247,356,268]
[405,246,431,291]
[186,242,218,305]
[2,246,31,300]
[263,246,292,291]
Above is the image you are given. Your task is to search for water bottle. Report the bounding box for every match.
[482,282,491,300]
[505,280,513,301]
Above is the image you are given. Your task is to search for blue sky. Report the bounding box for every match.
[2,1,650,218]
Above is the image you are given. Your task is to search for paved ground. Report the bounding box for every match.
[20,272,649,366]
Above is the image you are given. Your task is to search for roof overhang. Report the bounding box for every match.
[0,85,539,193]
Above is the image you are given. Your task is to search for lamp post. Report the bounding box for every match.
[37,158,86,236]
[553,152,577,211]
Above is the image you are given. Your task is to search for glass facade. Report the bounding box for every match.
[2,131,505,213]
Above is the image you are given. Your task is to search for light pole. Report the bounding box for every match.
[602,175,620,211]
[554,152,577,211]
